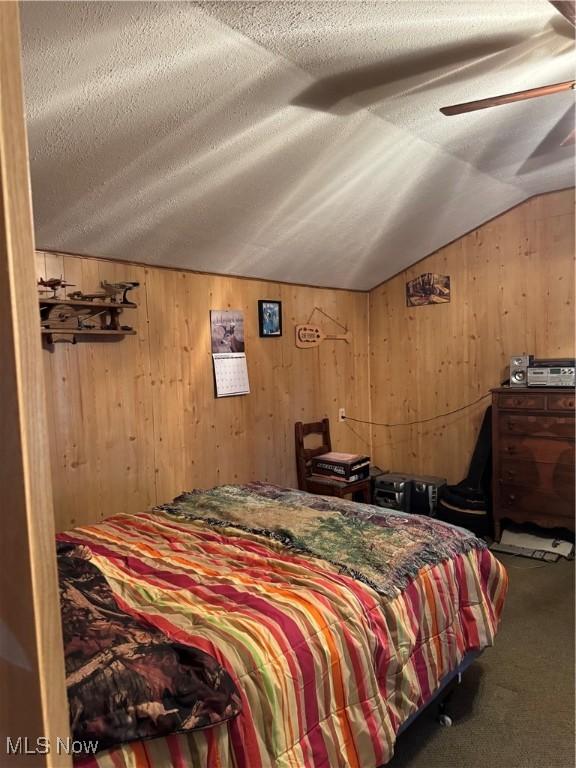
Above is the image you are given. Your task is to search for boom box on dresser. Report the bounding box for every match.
[491,387,575,541]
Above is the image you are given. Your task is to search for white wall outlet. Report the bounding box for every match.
[338,407,346,422]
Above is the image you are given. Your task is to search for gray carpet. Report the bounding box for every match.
[387,553,575,768]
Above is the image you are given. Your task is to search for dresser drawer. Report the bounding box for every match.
[499,435,574,465]
[498,458,574,495]
[548,392,575,411]
[498,458,540,487]
[500,413,574,439]
[497,392,546,410]
[498,483,575,519]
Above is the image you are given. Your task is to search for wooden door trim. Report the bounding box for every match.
[0,3,70,764]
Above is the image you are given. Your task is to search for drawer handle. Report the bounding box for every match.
[508,493,516,502]
[506,445,517,454]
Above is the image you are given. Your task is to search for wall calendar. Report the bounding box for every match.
[213,353,250,397]
[210,309,250,397]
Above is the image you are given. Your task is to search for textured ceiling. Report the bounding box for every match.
[20,1,575,290]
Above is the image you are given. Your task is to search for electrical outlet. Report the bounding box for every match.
[338,407,346,422]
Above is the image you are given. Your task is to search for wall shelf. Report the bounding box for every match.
[41,328,137,344]
[41,328,136,336]
[39,295,137,346]
[39,297,137,309]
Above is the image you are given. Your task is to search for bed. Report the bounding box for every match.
[57,482,508,768]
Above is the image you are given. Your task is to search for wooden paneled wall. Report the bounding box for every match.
[39,189,574,529]
[37,251,371,531]
[369,189,575,484]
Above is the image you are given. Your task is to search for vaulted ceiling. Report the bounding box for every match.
[20,1,575,290]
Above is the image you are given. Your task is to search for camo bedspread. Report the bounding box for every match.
[58,543,241,750]
[59,482,507,768]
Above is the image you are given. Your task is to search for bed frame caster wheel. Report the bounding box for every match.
[438,713,453,727]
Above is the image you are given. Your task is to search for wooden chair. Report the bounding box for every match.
[294,418,371,503]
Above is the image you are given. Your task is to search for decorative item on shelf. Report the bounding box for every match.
[68,280,140,305]
[39,279,139,347]
[295,306,351,349]
[406,273,450,306]
[37,275,75,299]
[258,300,282,338]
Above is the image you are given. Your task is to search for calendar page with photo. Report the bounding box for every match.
[210,310,250,397]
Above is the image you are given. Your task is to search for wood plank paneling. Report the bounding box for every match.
[39,253,370,531]
[0,3,70,763]
[369,189,575,483]
[41,189,573,527]
[38,255,155,529]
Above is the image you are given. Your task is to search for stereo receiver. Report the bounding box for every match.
[373,473,446,516]
[527,365,575,388]
[510,356,575,388]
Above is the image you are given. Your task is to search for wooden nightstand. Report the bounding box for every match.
[491,387,575,541]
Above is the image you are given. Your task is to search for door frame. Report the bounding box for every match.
[0,3,70,765]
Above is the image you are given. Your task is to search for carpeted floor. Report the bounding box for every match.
[387,553,575,768]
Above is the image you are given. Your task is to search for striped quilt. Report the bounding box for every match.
[59,483,507,768]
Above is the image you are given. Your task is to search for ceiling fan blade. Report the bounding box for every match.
[561,128,575,145]
[516,105,574,175]
[440,80,575,116]
[549,1,576,27]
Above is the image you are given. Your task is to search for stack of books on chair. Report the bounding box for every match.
[311,452,370,483]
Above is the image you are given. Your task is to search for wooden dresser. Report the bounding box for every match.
[492,387,575,541]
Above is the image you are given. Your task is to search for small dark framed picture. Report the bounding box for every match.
[258,300,282,337]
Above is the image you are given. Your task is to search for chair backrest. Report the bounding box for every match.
[294,418,332,489]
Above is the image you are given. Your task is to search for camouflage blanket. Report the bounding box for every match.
[158,481,487,599]
[58,543,241,751]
